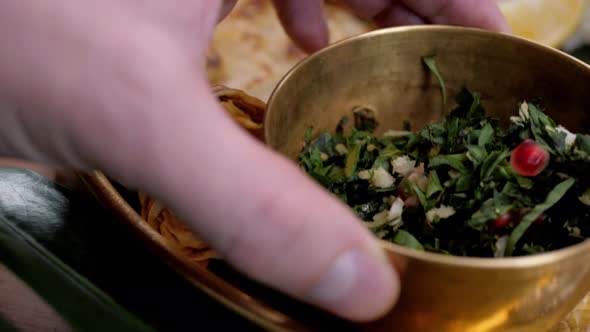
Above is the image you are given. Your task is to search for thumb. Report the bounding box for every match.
[137,80,401,322]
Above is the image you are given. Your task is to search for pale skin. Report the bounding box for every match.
[0,0,509,330]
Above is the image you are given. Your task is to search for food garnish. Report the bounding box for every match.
[298,57,590,257]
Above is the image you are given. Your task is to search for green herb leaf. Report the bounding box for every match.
[505,178,576,256]
[455,174,472,192]
[480,150,510,181]
[304,127,313,146]
[468,91,482,116]
[478,123,494,147]
[372,156,390,172]
[426,170,443,198]
[393,230,424,251]
[466,145,488,165]
[467,199,513,231]
[403,120,412,131]
[336,116,349,136]
[576,134,590,154]
[422,55,447,114]
[579,188,590,206]
[345,141,364,178]
[429,154,468,174]
[411,184,429,210]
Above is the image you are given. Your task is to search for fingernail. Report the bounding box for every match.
[307,250,400,321]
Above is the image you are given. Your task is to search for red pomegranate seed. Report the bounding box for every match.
[397,185,410,200]
[494,214,512,229]
[533,214,546,225]
[510,139,550,177]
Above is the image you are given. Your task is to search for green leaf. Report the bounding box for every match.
[466,145,488,165]
[478,123,494,147]
[371,156,390,172]
[452,88,484,120]
[393,230,424,251]
[335,116,349,136]
[422,55,447,115]
[467,200,513,231]
[468,91,482,116]
[480,150,510,181]
[516,175,534,189]
[429,154,468,174]
[345,141,364,178]
[505,178,576,256]
[579,188,590,206]
[304,127,313,146]
[421,123,446,145]
[426,170,443,198]
[455,174,472,192]
[576,134,590,155]
[309,132,334,155]
[522,244,545,255]
[403,120,412,131]
[411,184,429,210]
[378,145,401,159]
[526,104,556,154]
[548,130,567,155]
[0,216,157,332]
[327,166,345,182]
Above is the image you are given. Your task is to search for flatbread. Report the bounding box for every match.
[207,0,373,102]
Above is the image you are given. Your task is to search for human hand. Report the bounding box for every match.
[270,0,510,52]
[0,0,508,324]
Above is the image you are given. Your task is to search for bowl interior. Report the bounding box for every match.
[265,25,590,263]
[265,26,590,162]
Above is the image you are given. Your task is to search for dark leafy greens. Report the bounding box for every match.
[298,57,590,257]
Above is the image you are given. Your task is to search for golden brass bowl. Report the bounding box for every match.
[265,25,590,332]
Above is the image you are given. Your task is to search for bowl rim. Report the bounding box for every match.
[265,24,590,268]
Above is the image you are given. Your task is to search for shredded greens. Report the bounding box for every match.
[298,56,590,257]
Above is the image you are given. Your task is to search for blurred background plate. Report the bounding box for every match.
[498,0,586,48]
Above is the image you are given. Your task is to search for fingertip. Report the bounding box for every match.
[306,248,400,322]
[287,18,329,54]
[400,0,512,35]
[373,3,426,28]
[486,1,513,34]
[271,0,329,53]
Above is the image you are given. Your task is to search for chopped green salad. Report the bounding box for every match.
[298,57,590,257]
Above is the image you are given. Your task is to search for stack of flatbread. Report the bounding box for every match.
[207,0,372,101]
